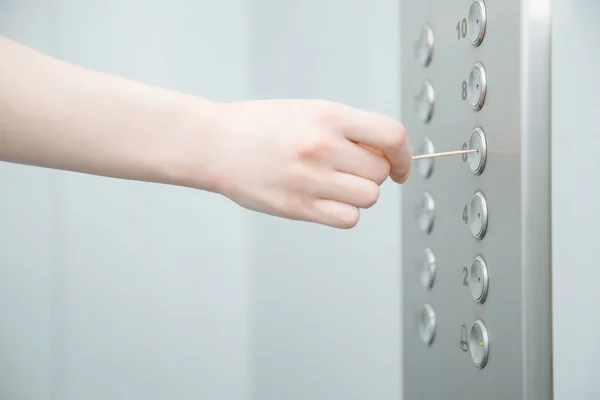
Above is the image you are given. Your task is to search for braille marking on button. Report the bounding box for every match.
[468,0,487,46]
[467,127,487,175]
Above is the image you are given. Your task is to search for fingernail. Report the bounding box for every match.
[395,146,413,182]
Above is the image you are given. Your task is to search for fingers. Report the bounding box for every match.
[332,140,391,185]
[332,104,413,184]
[310,199,360,229]
[318,171,381,210]
[307,172,379,228]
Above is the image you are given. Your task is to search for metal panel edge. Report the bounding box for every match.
[520,0,553,399]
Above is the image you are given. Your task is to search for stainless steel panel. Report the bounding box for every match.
[400,0,552,398]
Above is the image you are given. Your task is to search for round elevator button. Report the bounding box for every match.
[469,255,489,303]
[420,248,436,290]
[418,137,435,178]
[418,304,436,346]
[414,24,434,67]
[468,0,487,46]
[467,63,487,111]
[416,81,435,123]
[417,192,435,234]
[468,191,488,239]
[469,319,489,368]
[467,127,487,175]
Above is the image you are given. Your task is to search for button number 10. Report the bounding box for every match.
[456,18,467,40]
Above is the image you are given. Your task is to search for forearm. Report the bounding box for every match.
[0,37,412,229]
[0,36,221,190]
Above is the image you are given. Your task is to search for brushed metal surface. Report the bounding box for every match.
[400,0,552,398]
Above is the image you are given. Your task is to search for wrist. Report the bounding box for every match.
[153,94,227,194]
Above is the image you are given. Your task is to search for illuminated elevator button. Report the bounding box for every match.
[468,0,487,46]
[416,81,435,123]
[418,137,435,178]
[469,255,489,303]
[467,127,487,175]
[417,192,435,234]
[418,304,436,346]
[467,63,487,111]
[420,248,436,290]
[469,319,489,368]
[468,191,488,239]
[414,24,434,67]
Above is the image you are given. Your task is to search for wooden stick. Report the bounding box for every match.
[411,149,478,160]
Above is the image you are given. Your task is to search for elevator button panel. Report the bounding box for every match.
[468,191,488,239]
[401,0,552,397]
[468,0,487,46]
[467,62,487,111]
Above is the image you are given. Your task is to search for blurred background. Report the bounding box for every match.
[0,1,403,399]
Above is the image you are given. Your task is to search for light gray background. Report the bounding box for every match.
[0,0,252,399]
[0,0,403,399]
[248,1,402,399]
[551,0,600,399]
[1,0,596,399]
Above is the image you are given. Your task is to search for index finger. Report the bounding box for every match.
[338,107,413,183]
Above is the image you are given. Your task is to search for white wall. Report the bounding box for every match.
[0,3,57,398]
[552,0,600,399]
[0,1,405,399]
[247,1,403,399]
[5,1,599,398]
[0,1,252,399]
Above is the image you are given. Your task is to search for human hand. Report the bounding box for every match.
[190,99,412,228]
[0,38,413,224]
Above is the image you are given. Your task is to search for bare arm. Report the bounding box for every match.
[0,36,412,228]
[0,36,220,190]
